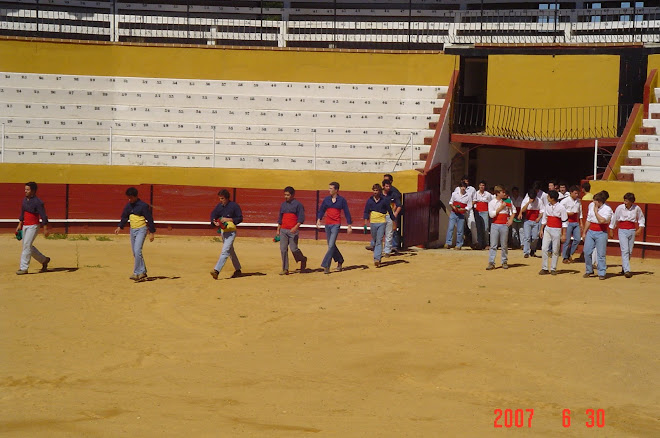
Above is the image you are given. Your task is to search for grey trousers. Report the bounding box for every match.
[280,229,305,271]
[20,224,48,270]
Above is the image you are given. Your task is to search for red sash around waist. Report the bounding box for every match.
[475,201,489,212]
[589,223,608,232]
[23,211,40,226]
[546,216,562,228]
[526,210,539,221]
[618,220,636,230]
[567,213,579,223]
[493,213,509,225]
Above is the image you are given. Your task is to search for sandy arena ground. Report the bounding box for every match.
[0,233,658,437]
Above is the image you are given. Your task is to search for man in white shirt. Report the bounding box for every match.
[581,191,613,280]
[539,190,568,275]
[518,188,543,258]
[454,176,476,247]
[509,186,524,249]
[445,182,472,249]
[557,182,569,201]
[472,180,492,250]
[609,192,645,278]
[560,185,583,263]
[486,186,516,270]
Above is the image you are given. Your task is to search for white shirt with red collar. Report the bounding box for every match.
[488,198,516,224]
[449,191,473,213]
[473,190,493,213]
[520,195,544,221]
[541,202,568,228]
[610,204,645,230]
[560,196,583,223]
[585,202,613,232]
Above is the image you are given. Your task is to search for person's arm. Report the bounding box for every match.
[115,203,130,234]
[343,198,353,234]
[560,207,568,243]
[224,203,243,225]
[143,202,156,240]
[17,202,24,233]
[316,198,327,227]
[593,203,609,224]
[488,201,497,219]
[291,202,304,234]
[636,206,646,237]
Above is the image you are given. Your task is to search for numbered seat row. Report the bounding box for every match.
[1,72,447,100]
[0,86,442,115]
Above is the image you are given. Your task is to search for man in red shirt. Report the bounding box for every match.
[15,182,51,275]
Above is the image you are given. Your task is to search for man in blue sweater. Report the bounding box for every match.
[210,189,243,280]
[114,187,156,282]
[276,186,308,275]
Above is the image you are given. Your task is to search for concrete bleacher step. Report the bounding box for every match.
[629,141,649,150]
[625,150,660,166]
[0,72,447,100]
[2,102,436,129]
[0,87,443,115]
[619,165,660,182]
[617,173,634,181]
[639,126,657,135]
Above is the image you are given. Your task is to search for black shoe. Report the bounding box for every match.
[365,246,374,251]
[40,257,51,272]
[231,270,242,278]
[598,275,606,280]
[624,272,632,278]
[538,269,549,275]
[551,270,557,276]
[300,256,307,271]
[210,270,219,280]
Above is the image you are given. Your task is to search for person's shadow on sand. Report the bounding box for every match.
[378,259,409,268]
[41,267,79,273]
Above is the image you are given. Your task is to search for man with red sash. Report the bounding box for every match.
[445,182,472,249]
[539,190,568,275]
[560,185,582,263]
[581,191,613,280]
[317,181,353,274]
[486,185,516,270]
[519,188,543,258]
[15,181,51,275]
[276,186,307,275]
[472,180,492,249]
[609,192,645,278]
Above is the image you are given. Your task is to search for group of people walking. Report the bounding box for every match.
[13,175,404,280]
[445,178,647,279]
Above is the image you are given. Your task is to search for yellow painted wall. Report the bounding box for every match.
[487,55,619,108]
[591,181,660,204]
[0,39,457,85]
[648,54,660,75]
[485,55,620,137]
[0,164,420,193]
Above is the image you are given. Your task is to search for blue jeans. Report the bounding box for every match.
[322,224,344,268]
[618,228,635,273]
[489,223,509,264]
[130,226,148,275]
[583,230,607,277]
[371,222,386,261]
[523,220,540,256]
[445,211,465,247]
[384,215,394,254]
[214,231,241,273]
[562,222,581,259]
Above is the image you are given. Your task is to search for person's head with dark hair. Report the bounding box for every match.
[569,185,580,200]
[217,189,231,206]
[558,182,567,194]
[328,182,340,197]
[548,180,557,191]
[284,186,295,202]
[478,180,487,192]
[581,181,591,193]
[600,190,610,201]
[461,175,470,186]
[593,192,607,205]
[24,182,38,198]
[547,190,559,203]
[372,183,382,198]
[623,192,636,204]
[527,188,537,199]
[383,174,393,183]
[382,180,392,192]
[125,187,139,204]
[512,186,519,197]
